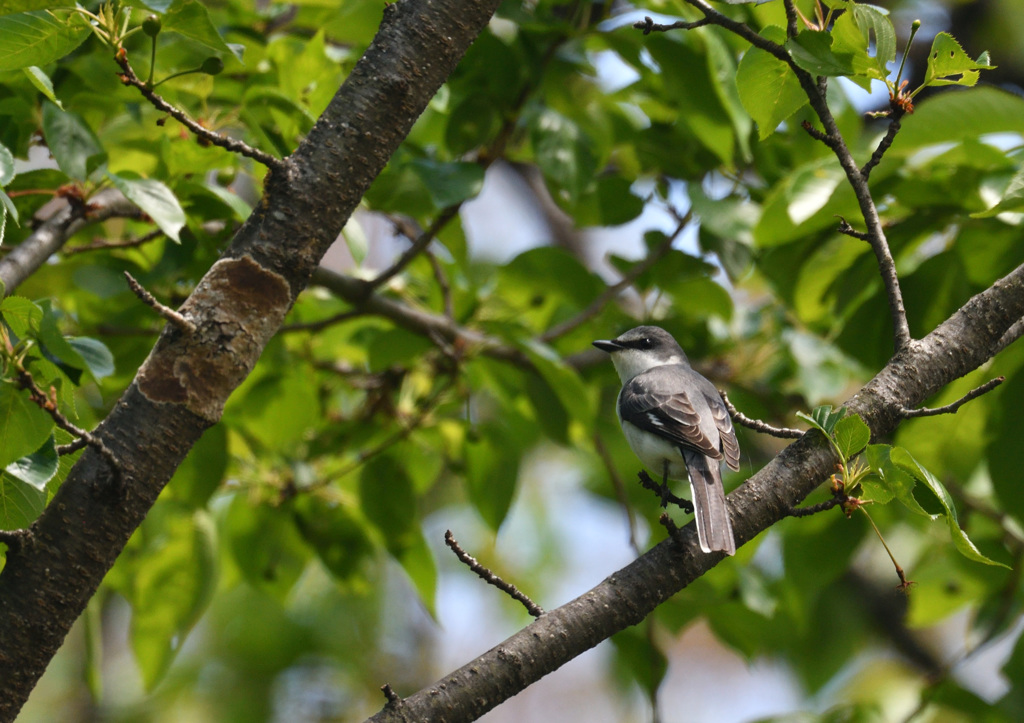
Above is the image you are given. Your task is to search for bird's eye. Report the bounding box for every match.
[638,337,653,349]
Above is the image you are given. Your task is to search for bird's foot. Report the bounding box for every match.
[637,470,694,514]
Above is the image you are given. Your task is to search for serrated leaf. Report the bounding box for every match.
[786,31,856,77]
[0,382,54,469]
[737,26,807,140]
[797,404,846,437]
[923,33,994,89]
[22,66,61,108]
[67,337,115,379]
[41,102,104,181]
[833,414,870,459]
[0,11,88,72]
[864,444,924,514]
[0,470,46,529]
[891,447,1008,568]
[5,435,57,491]
[107,173,186,242]
[0,295,42,337]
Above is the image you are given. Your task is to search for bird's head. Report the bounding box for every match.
[592,326,690,382]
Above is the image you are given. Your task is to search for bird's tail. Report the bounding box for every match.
[682,448,736,555]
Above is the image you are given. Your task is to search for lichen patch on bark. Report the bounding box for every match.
[137,255,291,421]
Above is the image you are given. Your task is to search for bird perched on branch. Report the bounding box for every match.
[593,326,739,555]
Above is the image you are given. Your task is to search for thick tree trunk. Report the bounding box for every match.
[0,0,502,719]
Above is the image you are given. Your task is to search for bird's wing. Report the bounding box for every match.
[618,368,723,461]
[703,390,740,471]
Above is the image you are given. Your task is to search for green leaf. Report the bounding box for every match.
[394,530,437,618]
[22,66,61,109]
[293,494,374,581]
[923,32,994,89]
[0,470,46,529]
[851,4,896,72]
[162,0,240,59]
[0,382,55,469]
[864,444,930,516]
[358,453,416,550]
[224,493,309,600]
[0,11,88,72]
[129,508,219,689]
[107,173,186,242]
[5,435,57,491]
[786,31,856,77]
[67,337,115,379]
[833,414,870,459]
[167,423,227,508]
[0,142,14,186]
[409,159,484,209]
[736,26,807,140]
[797,404,846,438]
[520,339,594,436]
[0,295,42,337]
[41,102,105,181]
[465,422,520,531]
[891,447,1008,568]
[530,108,597,204]
[972,164,1024,218]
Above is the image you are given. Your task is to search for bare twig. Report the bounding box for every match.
[426,249,455,321]
[114,50,282,170]
[444,530,545,617]
[380,683,402,705]
[783,0,799,38]
[124,272,196,334]
[634,16,711,34]
[836,216,870,241]
[900,377,1004,418]
[719,390,804,439]
[540,212,690,343]
[369,205,462,293]
[860,108,906,180]
[64,228,164,255]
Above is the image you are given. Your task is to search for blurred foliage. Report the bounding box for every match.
[1,0,1023,721]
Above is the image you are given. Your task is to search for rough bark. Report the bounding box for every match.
[366,262,1024,723]
[0,0,502,719]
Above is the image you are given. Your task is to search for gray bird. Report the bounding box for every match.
[593,326,739,555]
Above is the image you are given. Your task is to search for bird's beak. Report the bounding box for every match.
[592,339,621,353]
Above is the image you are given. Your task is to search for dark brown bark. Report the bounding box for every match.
[0,0,502,719]
[366,262,1024,723]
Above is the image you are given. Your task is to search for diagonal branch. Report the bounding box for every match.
[365,260,1024,723]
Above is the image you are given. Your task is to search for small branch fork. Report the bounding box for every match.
[635,1,912,355]
[124,272,196,333]
[114,49,283,171]
[14,367,122,484]
[900,376,1004,418]
[444,530,545,618]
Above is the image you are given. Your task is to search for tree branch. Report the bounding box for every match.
[444,530,544,618]
[365,261,1024,723]
[0,0,506,717]
[900,376,1004,418]
[0,190,141,295]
